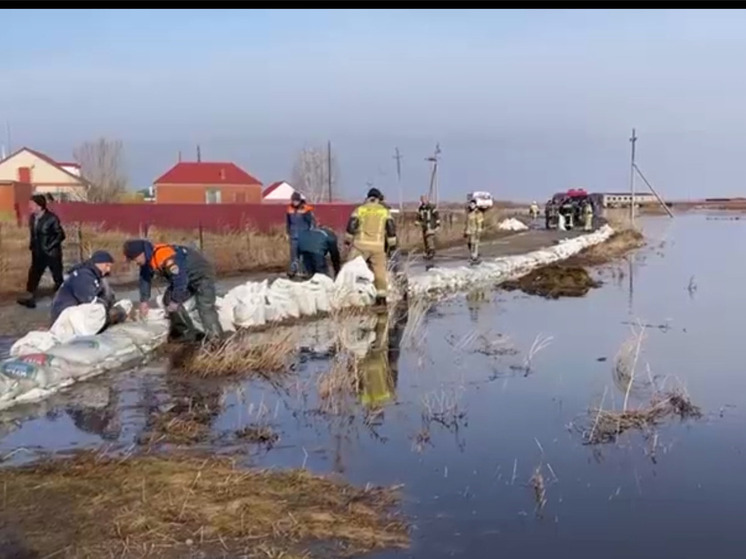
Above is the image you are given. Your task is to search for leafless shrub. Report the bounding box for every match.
[73,137,128,202]
[291,145,340,203]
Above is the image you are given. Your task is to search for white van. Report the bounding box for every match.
[467,191,494,209]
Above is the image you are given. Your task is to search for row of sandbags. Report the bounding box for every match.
[0,228,614,411]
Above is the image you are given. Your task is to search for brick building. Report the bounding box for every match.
[153,161,263,204]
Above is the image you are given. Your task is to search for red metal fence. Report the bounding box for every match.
[36,202,358,234]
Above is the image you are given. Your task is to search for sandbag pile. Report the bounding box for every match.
[497,218,529,231]
[0,230,613,411]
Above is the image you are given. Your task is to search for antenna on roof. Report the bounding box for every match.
[5,121,10,154]
[196,145,201,163]
[178,150,182,163]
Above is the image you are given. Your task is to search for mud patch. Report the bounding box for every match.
[502,265,601,299]
[0,451,409,558]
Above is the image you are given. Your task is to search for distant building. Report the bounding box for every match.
[595,192,658,208]
[0,147,90,201]
[153,161,263,204]
[262,180,298,202]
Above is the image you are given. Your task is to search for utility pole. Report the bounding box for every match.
[5,121,11,155]
[327,140,333,203]
[629,128,637,226]
[196,145,201,162]
[627,129,674,220]
[178,150,182,163]
[393,147,403,212]
[426,143,441,206]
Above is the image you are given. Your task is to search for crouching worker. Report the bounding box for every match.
[50,250,127,331]
[297,224,342,278]
[345,188,397,306]
[122,240,224,342]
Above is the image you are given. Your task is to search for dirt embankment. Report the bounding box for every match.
[501,229,645,299]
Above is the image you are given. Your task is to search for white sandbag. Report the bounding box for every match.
[308,273,335,313]
[45,333,142,365]
[498,218,529,231]
[333,257,377,308]
[216,296,238,332]
[294,281,318,316]
[113,299,133,317]
[49,302,107,341]
[10,331,58,357]
[0,353,78,390]
[109,320,170,351]
[267,279,301,319]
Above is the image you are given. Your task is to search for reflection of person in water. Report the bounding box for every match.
[65,385,121,441]
[356,304,408,411]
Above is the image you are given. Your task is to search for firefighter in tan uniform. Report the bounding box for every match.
[582,200,594,231]
[344,188,398,305]
[464,198,484,264]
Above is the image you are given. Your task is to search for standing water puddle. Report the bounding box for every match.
[2,214,745,557]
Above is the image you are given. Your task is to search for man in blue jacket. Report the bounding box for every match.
[297,224,341,278]
[286,192,316,277]
[50,250,126,329]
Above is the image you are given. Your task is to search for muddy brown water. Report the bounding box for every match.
[3,214,745,558]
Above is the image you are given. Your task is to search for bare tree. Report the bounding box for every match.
[291,145,340,203]
[73,138,128,202]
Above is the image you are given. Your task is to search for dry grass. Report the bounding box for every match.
[585,388,702,445]
[0,207,514,297]
[502,264,601,299]
[173,331,297,379]
[567,228,645,268]
[235,425,280,448]
[0,451,408,558]
[584,324,702,445]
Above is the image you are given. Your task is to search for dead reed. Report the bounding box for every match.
[0,450,409,558]
[584,323,702,445]
[174,330,297,379]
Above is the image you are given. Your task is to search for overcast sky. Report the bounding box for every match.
[3,9,746,201]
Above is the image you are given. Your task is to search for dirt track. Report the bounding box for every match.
[0,225,585,341]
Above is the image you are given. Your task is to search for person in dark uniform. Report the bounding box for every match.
[50,250,127,329]
[17,194,66,308]
[122,240,224,341]
[297,224,342,278]
[286,192,316,277]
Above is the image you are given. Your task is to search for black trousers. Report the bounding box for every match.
[300,251,328,276]
[26,252,64,294]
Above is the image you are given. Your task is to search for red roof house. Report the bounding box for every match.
[153,161,263,204]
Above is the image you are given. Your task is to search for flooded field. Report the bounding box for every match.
[2,213,745,558]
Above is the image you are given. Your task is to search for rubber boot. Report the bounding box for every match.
[168,307,204,344]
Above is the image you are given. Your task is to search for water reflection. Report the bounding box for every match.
[356,305,408,413]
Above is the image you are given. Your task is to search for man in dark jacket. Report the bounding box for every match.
[297,224,341,278]
[286,192,316,277]
[50,250,126,328]
[122,239,224,341]
[17,194,66,308]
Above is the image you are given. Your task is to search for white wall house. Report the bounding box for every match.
[262,180,298,202]
[0,147,89,201]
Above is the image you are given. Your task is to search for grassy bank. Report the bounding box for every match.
[0,208,512,298]
[0,451,408,558]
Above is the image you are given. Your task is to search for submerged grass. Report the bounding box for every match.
[0,451,409,558]
[586,388,702,445]
[173,331,297,379]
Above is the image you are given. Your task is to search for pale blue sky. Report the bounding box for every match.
[3,9,746,200]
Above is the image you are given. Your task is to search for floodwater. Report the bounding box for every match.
[2,213,746,558]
